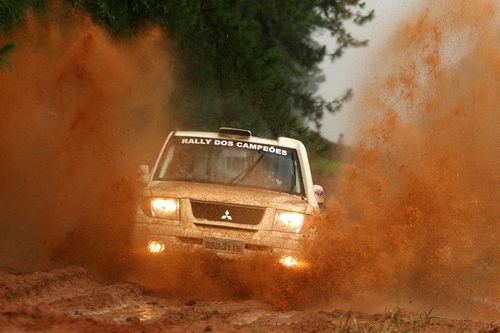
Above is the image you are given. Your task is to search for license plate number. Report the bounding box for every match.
[202,237,244,254]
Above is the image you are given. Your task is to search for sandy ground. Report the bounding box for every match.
[0,266,496,333]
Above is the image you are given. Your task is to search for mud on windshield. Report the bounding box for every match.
[154,136,305,196]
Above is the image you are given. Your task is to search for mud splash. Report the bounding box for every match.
[0,4,172,277]
[68,0,498,319]
[306,0,499,320]
[0,0,497,322]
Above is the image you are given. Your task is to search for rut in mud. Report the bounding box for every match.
[0,267,495,332]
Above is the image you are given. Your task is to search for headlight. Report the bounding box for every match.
[279,255,299,268]
[150,198,179,219]
[147,240,165,254]
[273,211,305,233]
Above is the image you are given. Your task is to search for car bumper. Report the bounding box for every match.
[132,212,312,268]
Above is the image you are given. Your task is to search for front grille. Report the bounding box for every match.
[190,200,265,225]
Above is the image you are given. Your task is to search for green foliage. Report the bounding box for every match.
[0,0,43,34]
[0,42,15,68]
[0,0,45,68]
[0,0,372,151]
[317,0,374,60]
[70,0,372,150]
[311,156,342,177]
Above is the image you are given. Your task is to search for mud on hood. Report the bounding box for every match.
[147,181,309,213]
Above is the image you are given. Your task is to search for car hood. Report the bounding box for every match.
[147,180,309,213]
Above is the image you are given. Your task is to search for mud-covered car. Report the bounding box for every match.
[133,128,324,268]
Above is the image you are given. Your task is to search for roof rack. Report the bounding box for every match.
[218,127,252,137]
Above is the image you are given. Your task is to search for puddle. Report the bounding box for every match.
[80,300,170,322]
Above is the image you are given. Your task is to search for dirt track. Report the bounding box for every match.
[0,266,496,333]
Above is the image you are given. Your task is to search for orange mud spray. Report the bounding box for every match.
[0,0,497,321]
[130,0,499,320]
[306,0,499,320]
[0,4,172,278]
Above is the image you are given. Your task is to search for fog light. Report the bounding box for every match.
[147,240,165,254]
[279,255,299,268]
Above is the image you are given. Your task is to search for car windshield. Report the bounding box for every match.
[155,136,304,195]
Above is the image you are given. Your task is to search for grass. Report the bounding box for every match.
[310,157,343,177]
[335,310,359,333]
[414,307,442,326]
[327,307,484,333]
[480,322,499,333]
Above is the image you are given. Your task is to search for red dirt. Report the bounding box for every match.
[0,267,496,332]
[0,0,498,331]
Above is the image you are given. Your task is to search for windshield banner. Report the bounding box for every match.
[178,137,289,156]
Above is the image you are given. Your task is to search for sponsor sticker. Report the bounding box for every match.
[315,188,324,198]
[178,137,289,156]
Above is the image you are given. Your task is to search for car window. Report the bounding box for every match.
[155,136,304,196]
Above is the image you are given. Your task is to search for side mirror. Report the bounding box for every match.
[138,164,150,184]
[313,184,325,205]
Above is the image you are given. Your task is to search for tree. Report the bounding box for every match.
[0,0,44,67]
[1,0,373,152]
[0,42,15,68]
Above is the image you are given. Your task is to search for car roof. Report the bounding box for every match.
[173,131,304,150]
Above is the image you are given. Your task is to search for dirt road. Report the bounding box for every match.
[0,266,496,332]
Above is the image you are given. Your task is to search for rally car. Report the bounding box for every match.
[133,128,324,268]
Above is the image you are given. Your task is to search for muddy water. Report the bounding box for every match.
[0,0,498,325]
[0,267,493,332]
[128,0,499,320]
[305,0,499,320]
[0,5,172,277]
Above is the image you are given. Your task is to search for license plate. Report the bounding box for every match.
[202,237,244,254]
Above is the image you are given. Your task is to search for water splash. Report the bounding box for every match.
[0,4,172,278]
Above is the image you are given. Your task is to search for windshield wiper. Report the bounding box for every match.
[229,153,265,185]
[289,157,297,193]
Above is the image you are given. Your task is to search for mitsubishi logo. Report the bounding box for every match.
[221,210,233,221]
